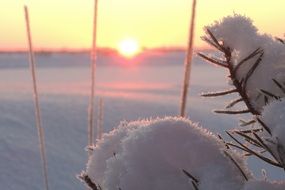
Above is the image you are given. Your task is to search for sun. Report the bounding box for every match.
[118,38,140,58]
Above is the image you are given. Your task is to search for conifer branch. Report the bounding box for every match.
[200,28,262,115]
[226,132,282,167]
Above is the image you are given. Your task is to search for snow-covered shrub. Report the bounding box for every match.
[199,14,285,170]
[82,117,250,190]
[200,14,285,113]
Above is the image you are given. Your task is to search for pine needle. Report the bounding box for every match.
[201,89,237,97]
[224,151,248,181]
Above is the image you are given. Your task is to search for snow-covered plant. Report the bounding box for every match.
[199,14,285,170]
[80,117,251,190]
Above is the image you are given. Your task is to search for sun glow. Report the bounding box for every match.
[118,38,140,58]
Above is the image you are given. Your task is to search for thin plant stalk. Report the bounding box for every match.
[88,0,99,157]
[97,98,104,140]
[24,5,49,190]
[180,0,197,117]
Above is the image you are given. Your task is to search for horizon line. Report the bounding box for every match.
[0,45,209,53]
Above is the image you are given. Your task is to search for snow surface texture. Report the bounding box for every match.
[261,98,285,163]
[87,117,250,190]
[206,14,285,111]
[243,180,285,190]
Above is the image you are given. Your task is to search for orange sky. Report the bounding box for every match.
[1,0,284,50]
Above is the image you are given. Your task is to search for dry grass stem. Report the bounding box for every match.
[24,5,49,190]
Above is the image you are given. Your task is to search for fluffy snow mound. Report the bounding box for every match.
[206,14,285,111]
[87,117,250,190]
[243,180,285,190]
[261,98,285,161]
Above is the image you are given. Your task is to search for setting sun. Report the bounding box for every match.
[118,38,140,58]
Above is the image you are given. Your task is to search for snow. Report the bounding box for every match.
[1,51,247,190]
[261,98,285,162]
[87,117,250,190]
[206,14,285,111]
[243,180,285,190]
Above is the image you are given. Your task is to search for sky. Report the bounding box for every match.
[0,0,284,51]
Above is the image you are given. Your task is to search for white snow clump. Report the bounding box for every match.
[261,98,285,162]
[87,117,250,190]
